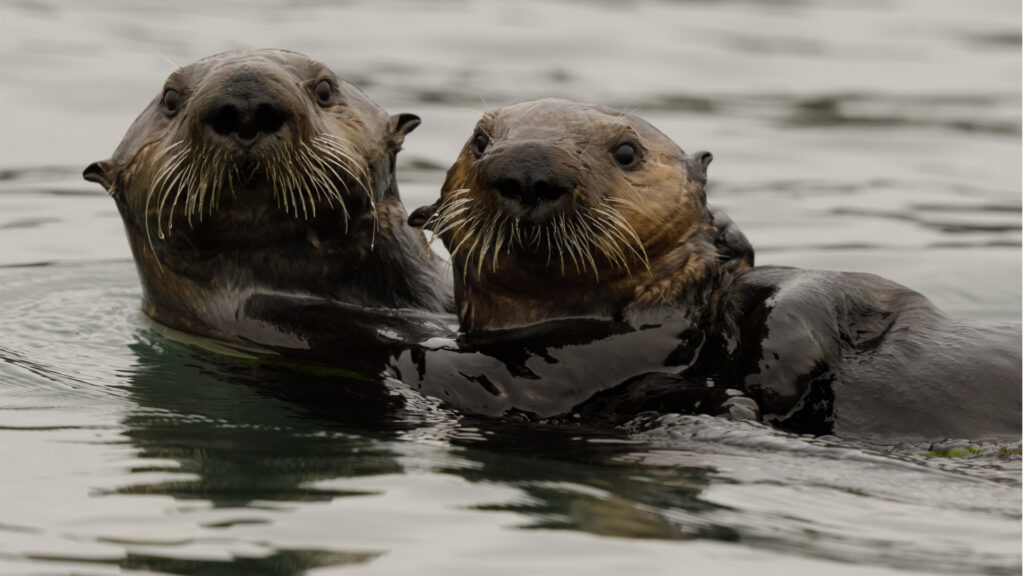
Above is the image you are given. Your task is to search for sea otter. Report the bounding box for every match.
[84,49,451,349]
[408,98,1021,441]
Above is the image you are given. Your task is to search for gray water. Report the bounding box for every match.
[0,1,1021,574]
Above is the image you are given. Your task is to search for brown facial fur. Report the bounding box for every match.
[412,98,739,331]
[88,50,402,243]
[84,50,449,342]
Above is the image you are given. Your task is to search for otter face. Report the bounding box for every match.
[413,99,713,283]
[411,98,724,330]
[81,50,447,336]
[85,49,420,260]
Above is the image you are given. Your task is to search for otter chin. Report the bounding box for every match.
[409,98,746,332]
[84,49,450,346]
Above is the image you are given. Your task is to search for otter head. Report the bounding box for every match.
[83,50,444,337]
[410,98,739,331]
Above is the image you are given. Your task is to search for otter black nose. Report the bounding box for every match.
[203,72,288,148]
[485,144,575,206]
[493,176,572,204]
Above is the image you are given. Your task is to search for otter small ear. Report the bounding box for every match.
[689,150,713,176]
[408,199,441,230]
[685,150,713,186]
[389,113,421,148]
[83,160,114,193]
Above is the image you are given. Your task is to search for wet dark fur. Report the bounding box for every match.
[719,267,1021,440]
[84,50,451,346]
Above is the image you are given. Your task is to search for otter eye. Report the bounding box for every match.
[314,79,333,106]
[471,132,490,157]
[613,143,638,168]
[162,89,181,115]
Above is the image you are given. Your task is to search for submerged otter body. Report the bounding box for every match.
[84,50,450,347]
[723,266,1021,440]
[408,98,1021,441]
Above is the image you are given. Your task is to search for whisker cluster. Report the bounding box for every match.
[425,189,650,282]
[143,134,374,259]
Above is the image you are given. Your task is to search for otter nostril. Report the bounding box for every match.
[254,102,286,135]
[494,176,572,206]
[533,179,571,202]
[209,104,241,137]
[495,177,525,201]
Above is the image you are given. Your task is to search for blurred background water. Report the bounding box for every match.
[0,1,1020,574]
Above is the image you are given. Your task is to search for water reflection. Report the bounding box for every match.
[117,339,408,504]
[116,317,723,541]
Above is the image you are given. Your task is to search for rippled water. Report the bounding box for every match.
[1,1,1020,574]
